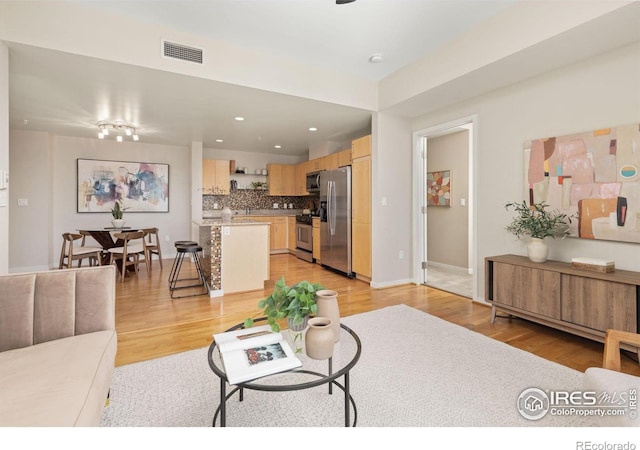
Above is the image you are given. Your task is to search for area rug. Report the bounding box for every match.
[101,304,589,427]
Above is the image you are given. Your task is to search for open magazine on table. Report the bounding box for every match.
[213,324,302,385]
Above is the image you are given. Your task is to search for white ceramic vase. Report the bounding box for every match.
[527,238,548,263]
[111,219,125,229]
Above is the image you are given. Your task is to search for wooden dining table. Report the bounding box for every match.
[81,227,140,269]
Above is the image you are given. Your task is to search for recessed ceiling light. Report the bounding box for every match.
[216,139,224,143]
[235,116,245,121]
[309,127,317,132]
[274,145,281,149]
[369,54,383,64]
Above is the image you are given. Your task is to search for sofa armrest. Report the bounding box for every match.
[603,329,640,372]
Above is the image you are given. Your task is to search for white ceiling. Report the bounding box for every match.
[8,1,639,157]
[7,0,518,155]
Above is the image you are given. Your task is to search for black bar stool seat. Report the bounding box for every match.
[168,242,209,298]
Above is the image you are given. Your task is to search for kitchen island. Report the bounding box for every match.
[194,219,270,297]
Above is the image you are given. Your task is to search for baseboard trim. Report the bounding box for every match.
[370,278,415,289]
[427,261,472,275]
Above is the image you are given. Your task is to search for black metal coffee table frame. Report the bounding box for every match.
[207,318,362,427]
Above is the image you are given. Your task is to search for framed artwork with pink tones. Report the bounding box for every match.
[426,170,451,207]
[524,123,640,244]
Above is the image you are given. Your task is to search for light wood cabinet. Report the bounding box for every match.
[351,141,372,279]
[351,156,371,224]
[295,161,310,196]
[308,158,323,173]
[486,254,640,349]
[287,216,297,252]
[322,153,340,171]
[312,217,321,262]
[352,222,371,277]
[270,216,288,251]
[202,159,230,195]
[338,148,352,167]
[267,164,296,196]
[249,216,289,253]
[352,135,371,159]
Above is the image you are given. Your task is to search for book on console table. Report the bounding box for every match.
[213,324,302,385]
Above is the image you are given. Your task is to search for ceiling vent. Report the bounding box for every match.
[162,40,203,64]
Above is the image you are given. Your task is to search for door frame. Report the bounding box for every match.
[412,114,478,300]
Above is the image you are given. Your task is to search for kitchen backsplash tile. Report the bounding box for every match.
[203,190,318,211]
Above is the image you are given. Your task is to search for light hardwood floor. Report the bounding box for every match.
[114,254,640,376]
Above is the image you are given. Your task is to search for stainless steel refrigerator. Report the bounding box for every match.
[319,167,353,277]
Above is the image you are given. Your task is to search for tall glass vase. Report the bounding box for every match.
[315,289,340,342]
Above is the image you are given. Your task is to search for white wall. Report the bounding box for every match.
[9,130,51,271]
[0,41,8,273]
[411,42,640,300]
[9,131,191,272]
[427,130,470,269]
[371,112,413,287]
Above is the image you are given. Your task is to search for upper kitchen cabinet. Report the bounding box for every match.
[338,148,352,167]
[321,153,340,171]
[352,135,372,159]
[267,164,296,196]
[295,160,310,196]
[203,159,230,195]
[308,158,323,173]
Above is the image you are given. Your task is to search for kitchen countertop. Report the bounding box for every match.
[193,218,271,226]
[202,209,302,219]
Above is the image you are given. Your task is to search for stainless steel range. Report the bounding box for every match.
[295,214,314,263]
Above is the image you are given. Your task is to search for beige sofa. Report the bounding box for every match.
[0,265,117,426]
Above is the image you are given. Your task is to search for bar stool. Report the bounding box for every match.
[168,241,209,298]
[168,241,198,286]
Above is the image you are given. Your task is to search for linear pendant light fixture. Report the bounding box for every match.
[97,120,139,142]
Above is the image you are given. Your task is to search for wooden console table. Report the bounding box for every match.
[485,254,640,353]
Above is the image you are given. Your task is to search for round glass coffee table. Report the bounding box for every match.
[207,318,362,427]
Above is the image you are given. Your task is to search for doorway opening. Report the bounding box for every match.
[412,116,477,299]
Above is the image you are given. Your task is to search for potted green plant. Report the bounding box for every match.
[244,276,325,331]
[110,200,129,228]
[505,200,575,263]
[244,277,325,352]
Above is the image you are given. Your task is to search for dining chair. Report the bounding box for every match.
[58,232,104,269]
[107,231,149,282]
[142,227,163,269]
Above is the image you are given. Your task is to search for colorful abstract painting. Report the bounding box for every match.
[77,158,169,213]
[524,123,640,243]
[426,170,451,206]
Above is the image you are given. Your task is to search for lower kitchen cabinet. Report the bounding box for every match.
[248,216,289,254]
[287,216,296,253]
[352,222,371,277]
[312,217,320,262]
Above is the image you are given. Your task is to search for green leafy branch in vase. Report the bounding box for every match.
[505,200,576,240]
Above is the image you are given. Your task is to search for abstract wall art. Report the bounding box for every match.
[524,123,640,244]
[77,158,169,213]
[426,170,451,206]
